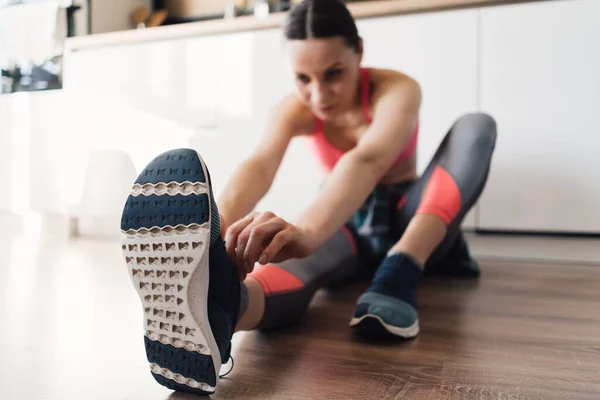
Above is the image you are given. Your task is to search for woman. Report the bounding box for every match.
[120,0,496,395]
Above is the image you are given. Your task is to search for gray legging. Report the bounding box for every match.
[249,113,497,330]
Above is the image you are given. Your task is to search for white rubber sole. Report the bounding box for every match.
[349,314,420,338]
[120,150,221,393]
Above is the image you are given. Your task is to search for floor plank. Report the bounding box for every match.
[1,226,599,399]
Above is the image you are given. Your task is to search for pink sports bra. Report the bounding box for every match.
[311,67,419,172]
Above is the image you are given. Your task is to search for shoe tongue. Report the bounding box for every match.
[373,253,422,289]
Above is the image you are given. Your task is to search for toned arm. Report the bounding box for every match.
[296,75,422,248]
[217,95,312,231]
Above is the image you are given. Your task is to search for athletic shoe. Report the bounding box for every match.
[120,148,240,395]
[350,252,421,339]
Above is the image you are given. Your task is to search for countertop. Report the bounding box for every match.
[65,0,547,52]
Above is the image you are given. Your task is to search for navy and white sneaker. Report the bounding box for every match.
[120,148,240,395]
[349,252,421,339]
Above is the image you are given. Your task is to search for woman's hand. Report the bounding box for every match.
[224,211,317,280]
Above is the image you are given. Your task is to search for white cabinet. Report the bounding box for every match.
[58,35,226,216]
[65,35,221,129]
[358,10,480,229]
[478,0,600,233]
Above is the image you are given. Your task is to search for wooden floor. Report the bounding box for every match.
[1,223,599,400]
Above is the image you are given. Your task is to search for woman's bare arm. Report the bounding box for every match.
[217,95,311,232]
[295,75,421,248]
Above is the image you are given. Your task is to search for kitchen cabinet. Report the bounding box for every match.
[58,35,224,219]
[478,0,600,233]
[65,35,221,129]
[358,9,480,229]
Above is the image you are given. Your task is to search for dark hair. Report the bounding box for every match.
[284,0,361,52]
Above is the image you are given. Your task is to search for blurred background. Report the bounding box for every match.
[0,1,599,398]
[1,0,599,251]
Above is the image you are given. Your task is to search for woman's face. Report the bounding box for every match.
[286,37,362,120]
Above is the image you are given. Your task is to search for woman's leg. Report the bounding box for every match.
[235,226,364,331]
[235,277,265,331]
[392,113,497,268]
[351,112,497,338]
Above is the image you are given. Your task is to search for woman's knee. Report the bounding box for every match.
[453,112,497,154]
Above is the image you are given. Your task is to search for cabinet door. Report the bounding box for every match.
[479,0,600,233]
[65,35,221,129]
[357,10,480,229]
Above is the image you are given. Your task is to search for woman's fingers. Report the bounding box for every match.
[224,213,257,279]
[243,219,286,269]
[223,211,288,280]
[237,231,253,277]
[224,213,253,257]
[229,212,276,276]
[259,229,291,265]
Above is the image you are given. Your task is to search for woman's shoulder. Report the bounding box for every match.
[368,67,421,102]
[269,93,317,137]
[368,67,419,86]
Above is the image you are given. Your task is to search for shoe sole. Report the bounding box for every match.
[120,149,221,395]
[349,314,420,339]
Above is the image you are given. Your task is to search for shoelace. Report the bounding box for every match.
[219,356,234,378]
